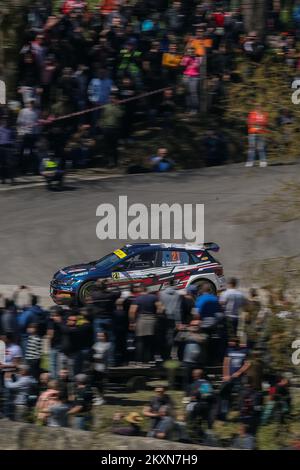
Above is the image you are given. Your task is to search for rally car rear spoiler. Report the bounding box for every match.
[203,242,220,252]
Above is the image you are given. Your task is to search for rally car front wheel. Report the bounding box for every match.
[78,280,97,304]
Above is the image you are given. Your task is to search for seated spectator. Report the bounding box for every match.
[143,386,174,432]
[149,147,174,172]
[67,373,93,431]
[35,379,60,425]
[232,424,255,450]
[0,333,22,368]
[148,405,175,440]
[40,152,64,190]
[47,391,69,428]
[4,364,36,421]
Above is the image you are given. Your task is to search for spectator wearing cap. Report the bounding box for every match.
[112,411,144,436]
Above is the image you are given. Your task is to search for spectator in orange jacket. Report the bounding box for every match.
[246,103,268,167]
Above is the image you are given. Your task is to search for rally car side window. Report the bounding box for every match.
[114,251,158,271]
[161,250,190,266]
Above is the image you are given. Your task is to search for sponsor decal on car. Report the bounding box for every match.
[114,249,127,259]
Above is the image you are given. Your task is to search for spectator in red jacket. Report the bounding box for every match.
[246,103,268,167]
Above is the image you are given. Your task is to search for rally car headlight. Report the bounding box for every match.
[60,278,76,286]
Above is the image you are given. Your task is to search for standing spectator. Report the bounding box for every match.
[181,47,202,114]
[88,69,113,107]
[195,283,221,321]
[18,294,47,353]
[13,285,32,310]
[1,299,18,339]
[25,323,43,380]
[129,286,160,363]
[159,280,182,360]
[67,373,93,431]
[99,94,123,167]
[0,117,15,184]
[166,1,185,35]
[92,331,111,405]
[112,293,129,366]
[47,307,64,379]
[220,278,247,338]
[17,100,40,174]
[119,76,136,142]
[91,279,120,340]
[187,368,215,431]
[246,102,268,167]
[219,338,251,421]
[87,68,113,126]
[181,320,205,392]
[181,286,197,322]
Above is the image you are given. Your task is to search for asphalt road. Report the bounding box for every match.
[0,162,299,289]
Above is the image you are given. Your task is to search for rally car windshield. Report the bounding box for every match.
[95,251,127,269]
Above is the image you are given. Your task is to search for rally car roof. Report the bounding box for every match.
[124,242,219,252]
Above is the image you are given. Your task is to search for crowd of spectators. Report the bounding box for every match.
[1,2,300,182]
[0,0,291,184]
[0,278,294,448]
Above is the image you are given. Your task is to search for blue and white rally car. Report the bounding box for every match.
[50,242,225,305]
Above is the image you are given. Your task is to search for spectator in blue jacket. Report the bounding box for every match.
[195,283,221,320]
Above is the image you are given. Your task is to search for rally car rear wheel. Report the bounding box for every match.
[191,279,217,295]
[78,281,96,304]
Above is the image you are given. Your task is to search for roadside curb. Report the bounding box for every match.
[0,172,125,191]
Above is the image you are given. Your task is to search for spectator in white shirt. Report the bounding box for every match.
[220,278,247,338]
